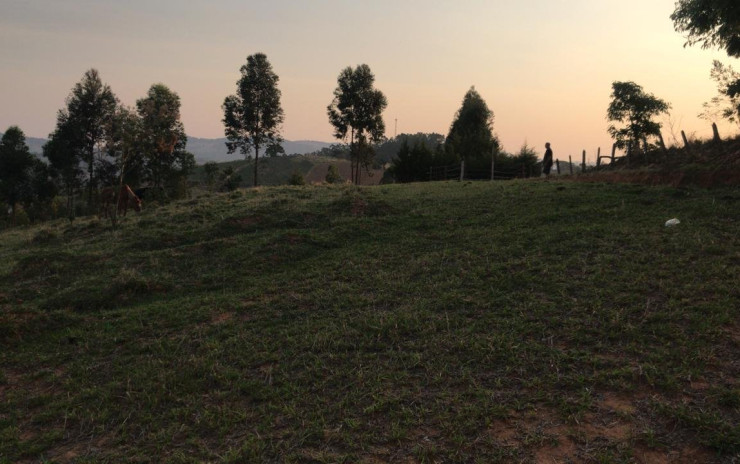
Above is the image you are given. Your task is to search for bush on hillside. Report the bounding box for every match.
[325,165,343,184]
[288,172,306,186]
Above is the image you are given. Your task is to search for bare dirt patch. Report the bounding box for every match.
[533,436,578,464]
[634,445,716,464]
[601,393,637,415]
[211,312,234,324]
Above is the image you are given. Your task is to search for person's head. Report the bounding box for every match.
[545,142,551,149]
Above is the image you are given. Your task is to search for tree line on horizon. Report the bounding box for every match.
[0,0,737,226]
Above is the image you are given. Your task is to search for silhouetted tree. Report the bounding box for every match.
[61,69,118,209]
[700,60,740,127]
[44,115,83,219]
[607,81,670,153]
[25,158,58,222]
[137,84,194,195]
[446,87,500,177]
[0,127,34,223]
[203,161,220,191]
[219,166,242,192]
[325,164,343,184]
[672,1,740,113]
[107,105,144,187]
[671,0,740,57]
[374,133,444,165]
[389,140,434,183]
[327,64,387,184]
[223,53,284,187]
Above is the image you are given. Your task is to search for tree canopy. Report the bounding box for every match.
[0,127,35,221]
[671,0,740,57]
[607,81,670,153]
[700,60,740,127]
[223,53,285,187]
[137,84,193,193]
[61,69,117,207]
[445,86,500,176]
[327,64,387,184]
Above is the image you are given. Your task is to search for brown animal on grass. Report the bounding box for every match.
[100,184,142,218]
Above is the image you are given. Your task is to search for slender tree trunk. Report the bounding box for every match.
[87,145,95,212]
[254,143,260,187]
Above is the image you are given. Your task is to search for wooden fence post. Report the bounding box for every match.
[658,131,667,154]
[681,130,690,148]
[611,143,617,164]
[569,155,573,175]
[460,160,465,181]
[556,159,561,175]
[712,123,721,142]
[582,150,586,173]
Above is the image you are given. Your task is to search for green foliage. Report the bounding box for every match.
[137,84,193,192]
[327,64,388,184]
[607,81,670,153]
[203,161,220,190]
[311,143,350,159]
[324,164,342,184]
[389,139,434,183]
[219,166,242,192]
[106,105,145,186]
[374,132,445,165]
[0,127,35,221]
[700,60,740,127]
[43,114,83,217]
[671,0,740,58]
[446,86,500,170]
[60,69,118,206]
[222,53,285,187]
[493,143,541,179]
[288,172,306,186]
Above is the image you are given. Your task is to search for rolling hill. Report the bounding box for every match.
[1,179,738,462]
[0,132,331,162]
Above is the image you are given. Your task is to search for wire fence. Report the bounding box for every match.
[428,162,542,182]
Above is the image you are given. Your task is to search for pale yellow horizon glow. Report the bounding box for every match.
[1,0,738,162]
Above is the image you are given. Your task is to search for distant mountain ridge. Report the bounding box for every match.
[1,133,332,163]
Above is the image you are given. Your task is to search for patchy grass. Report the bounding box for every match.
[1,179,738,463]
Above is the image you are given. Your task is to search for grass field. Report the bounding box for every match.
[1,179,738,463]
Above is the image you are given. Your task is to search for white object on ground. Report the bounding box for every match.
[665,218,680,227]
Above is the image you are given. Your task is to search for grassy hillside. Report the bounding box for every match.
[1,180,738,463]
[192,155,385,188]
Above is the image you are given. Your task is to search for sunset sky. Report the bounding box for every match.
[1,0,738,162]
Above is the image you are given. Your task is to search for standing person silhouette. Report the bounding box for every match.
[542,142,553,176]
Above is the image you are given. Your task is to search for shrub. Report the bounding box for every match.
[325,165,343,184]
[288,172,306,186]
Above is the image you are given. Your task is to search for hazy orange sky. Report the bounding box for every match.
[1,0,739,162]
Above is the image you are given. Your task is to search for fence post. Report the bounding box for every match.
[582,150,586,173]
[460,160,465,182]
[556,159,561,175]
[569,155,573,175]
[658,131,668,154]
[611,143,617,164]
[491,156,495,181]
[712,123,721,142]
[681,130,690,148]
